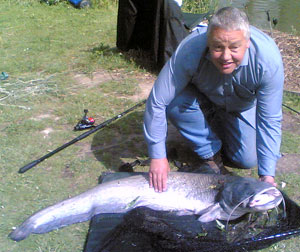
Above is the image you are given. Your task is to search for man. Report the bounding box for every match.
[143,7,284,192]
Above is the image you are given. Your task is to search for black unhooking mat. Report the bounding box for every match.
[83,172,300,252]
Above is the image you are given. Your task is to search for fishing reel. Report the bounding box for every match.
[74,109,95,131]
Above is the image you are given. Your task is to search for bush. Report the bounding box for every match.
[182,0,218,13]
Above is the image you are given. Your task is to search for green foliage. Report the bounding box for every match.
[182,0,218,13]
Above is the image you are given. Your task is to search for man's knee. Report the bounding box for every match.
[226,149,257,169]
[236,157,257,169]
[167,93,202,122]
[166,100,179,121]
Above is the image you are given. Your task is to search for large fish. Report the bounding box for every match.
[9,172,283,241]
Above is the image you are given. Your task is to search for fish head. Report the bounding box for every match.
[247,186,283,211]
[219,177,283,219]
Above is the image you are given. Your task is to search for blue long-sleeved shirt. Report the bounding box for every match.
[143,26,284,177]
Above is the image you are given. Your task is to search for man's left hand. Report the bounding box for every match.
[259,175,277,186]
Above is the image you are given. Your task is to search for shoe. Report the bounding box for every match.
[199,151,227,174]
[177,151,228,174]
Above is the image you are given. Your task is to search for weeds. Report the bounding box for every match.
[182,0,218,13]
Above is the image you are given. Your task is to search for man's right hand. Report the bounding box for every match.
[149,158,170,192]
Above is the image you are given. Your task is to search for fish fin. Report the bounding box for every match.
[175,210,195,216]
[197,203,222,223]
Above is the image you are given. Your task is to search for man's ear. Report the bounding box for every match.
[246,39,250,48]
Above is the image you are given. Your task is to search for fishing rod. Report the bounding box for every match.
[232,228,300,249]
[283,90,300,115]
[18,99,146,174]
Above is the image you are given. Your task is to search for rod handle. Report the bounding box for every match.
[18,160,41,173]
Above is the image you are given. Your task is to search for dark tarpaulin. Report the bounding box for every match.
[116,0,189,69]
[83,172,300,252]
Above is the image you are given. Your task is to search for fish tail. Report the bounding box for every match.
[8,187,101,241]
[9,220,34,241]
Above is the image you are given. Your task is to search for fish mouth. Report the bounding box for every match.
[248,187,283,211]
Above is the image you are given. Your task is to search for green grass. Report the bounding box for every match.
[283,91,300,115]
[1,1,117,75]
[1,1,300,252]
[281,131,300,154]
[0,1,146,251]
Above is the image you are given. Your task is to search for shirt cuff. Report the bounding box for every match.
[258,157,278,177]
[147,141,167,159]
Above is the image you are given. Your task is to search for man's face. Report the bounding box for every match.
[208,27,250,74]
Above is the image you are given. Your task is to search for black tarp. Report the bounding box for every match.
[84,172,300,252]
[116,0,189,69]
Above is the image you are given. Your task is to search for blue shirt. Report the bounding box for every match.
[143,26,284,176]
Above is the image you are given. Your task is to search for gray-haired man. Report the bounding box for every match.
[144,7,284,192]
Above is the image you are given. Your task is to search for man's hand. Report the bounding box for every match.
[259,175,277,187]
[149,158,170,192]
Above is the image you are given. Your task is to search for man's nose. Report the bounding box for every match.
[221,48,231,61]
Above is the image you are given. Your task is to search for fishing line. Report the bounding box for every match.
[280,196,287,219]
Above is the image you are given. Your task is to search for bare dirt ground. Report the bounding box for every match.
[272,31,300,92]
[271,31,300,175]
[73,30,300,176]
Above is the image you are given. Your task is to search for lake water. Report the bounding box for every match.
[218,0,300,35]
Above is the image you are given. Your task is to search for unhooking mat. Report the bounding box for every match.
[84,172,300,252]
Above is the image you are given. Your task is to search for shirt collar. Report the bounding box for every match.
[239,48,249,67]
